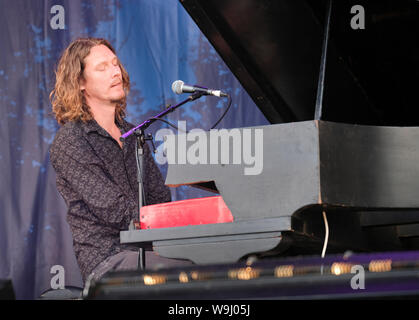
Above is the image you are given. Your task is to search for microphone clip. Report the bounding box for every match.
[145,133,157,154]
[189,91,206,101]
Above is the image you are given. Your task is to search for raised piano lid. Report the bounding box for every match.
[180,0,419,126]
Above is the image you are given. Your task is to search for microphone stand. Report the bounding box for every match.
[120,92,205,270]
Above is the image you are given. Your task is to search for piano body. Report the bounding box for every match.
[121,0,419,264]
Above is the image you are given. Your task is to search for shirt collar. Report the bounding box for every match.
[82,118,102,134]
[82,117,132,136]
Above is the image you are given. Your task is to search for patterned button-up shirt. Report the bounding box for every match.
[50,118,171,281]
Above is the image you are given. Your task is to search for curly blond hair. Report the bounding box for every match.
[50,38,130,125]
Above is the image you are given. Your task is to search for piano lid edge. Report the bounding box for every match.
[179,0,297,124]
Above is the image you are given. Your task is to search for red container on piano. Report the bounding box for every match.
[139,196,234,229]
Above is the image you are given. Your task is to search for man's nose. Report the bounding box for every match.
[112,65,121,77]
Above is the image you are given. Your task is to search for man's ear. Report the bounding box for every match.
[79,77,86,91]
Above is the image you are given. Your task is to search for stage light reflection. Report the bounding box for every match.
[331,262,352,275]
[227,267,260,280]
[143,274,166,285]
[274,265,294,278]
[179,272,189,283]
[369,259,392,272]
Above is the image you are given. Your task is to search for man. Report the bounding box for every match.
[49,38,190,283]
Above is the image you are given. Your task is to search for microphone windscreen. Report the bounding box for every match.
[171,80,184,95]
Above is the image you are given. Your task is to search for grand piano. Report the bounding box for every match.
[120,0,419,265]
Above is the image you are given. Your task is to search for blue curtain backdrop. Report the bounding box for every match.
[0,0,269,299]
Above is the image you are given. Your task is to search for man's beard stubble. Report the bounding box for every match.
[110,91,126,105]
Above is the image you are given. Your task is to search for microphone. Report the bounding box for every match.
[171,80,228,98]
